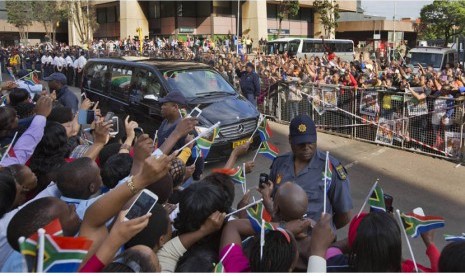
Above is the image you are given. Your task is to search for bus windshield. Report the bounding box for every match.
[410,52,442,68]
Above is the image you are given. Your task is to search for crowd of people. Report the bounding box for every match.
[0,64,464,272]
[0,36,464,272]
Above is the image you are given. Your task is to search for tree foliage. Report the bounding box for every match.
[65,0,99,46]
[420,0,465,46]
[31,1,68,44]
[277,0,300,38]
[313,0,340,38]
[5,0,33,44]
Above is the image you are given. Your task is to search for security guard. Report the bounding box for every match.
[269,115,353,229]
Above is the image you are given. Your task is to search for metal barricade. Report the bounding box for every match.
[260,82,465,161]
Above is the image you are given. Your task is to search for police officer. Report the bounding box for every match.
[269,115,353,229]
[236,62,260,107]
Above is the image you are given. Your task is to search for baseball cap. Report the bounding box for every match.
[246,62,254,68]
[289,115,317,145]
[43,72,67,85]
[159,90,186,105]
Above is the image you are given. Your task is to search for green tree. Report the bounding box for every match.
[66,0,99,46]
[420,0,465,46]
[277,0,300,38]
[313,0,340,38]
[31,1,68,44]
[6,1,33,45]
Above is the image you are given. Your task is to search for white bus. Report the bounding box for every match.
[266,38,355,61]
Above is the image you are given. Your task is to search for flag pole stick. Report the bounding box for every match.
[323,151,329,214]
[396,209,419,272]
[242,163,247,194]
[225,199,263,218]
[218,243,235,265]
[1,131,18,163]
[178,122,220,151]
[36,228,45,273]
[260,219,265,260]
[249,114,264,142]
[252,142,262,162]
[356,179,379,217]
[152,130,158,147]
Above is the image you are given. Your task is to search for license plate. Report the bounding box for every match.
[233,138,250,148]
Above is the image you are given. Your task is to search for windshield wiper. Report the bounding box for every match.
[196,91,233,96]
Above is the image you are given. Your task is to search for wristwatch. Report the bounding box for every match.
[120,144,131,151]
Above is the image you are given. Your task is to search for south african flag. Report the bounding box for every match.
[42,234,92,272]
[258,117,272,142]
[369,186,386,212]
[246,202,273,233]
[400,212,445,238]
[258,141,279,160]
[191,126,219,159]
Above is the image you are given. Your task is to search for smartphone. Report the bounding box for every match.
[188,107,202,118]
[134,127,144,138]
[259,173,269,189]
[384,194,394,213]
[124,189,158,221]
[109,116,119,136]
[78,110,95,125]
[104,112,114,122]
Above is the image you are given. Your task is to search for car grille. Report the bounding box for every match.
[220,119,258,139]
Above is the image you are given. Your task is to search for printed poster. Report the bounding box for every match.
[321,87,338,111]
[444,132,463,159]
[391,111,408,142]
[404,88,428,116]
[310,87,325,115]
[360,91,379,117]
[375,118,394,145]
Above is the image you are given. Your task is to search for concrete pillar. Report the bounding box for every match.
[119,0,149,40]
[241,1,267,49]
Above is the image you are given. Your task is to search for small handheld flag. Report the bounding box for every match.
[396,209,419,272]
[41,234,92,272]
[400,212,445,238]
[242,163,247,194]
[368,186,386,213]
[444,234,465,242]
[246,201,273,233]
[258,116,272,142]
[225,198,264,218]
[249,114,265,142]
[213,166,245,187]
[153,130,158,149]
[258,141,279,160]
[191,126,220,159]
[178,122,221,151]
[356,179,379,217]
[0,131,18,164]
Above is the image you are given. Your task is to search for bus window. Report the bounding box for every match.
[288,40,300,55]
[302,41,314,53]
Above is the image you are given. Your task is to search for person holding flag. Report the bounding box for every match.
[269,115,353,229]
[157,90,204,181]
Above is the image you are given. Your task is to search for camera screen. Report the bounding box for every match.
[125,192,157,220]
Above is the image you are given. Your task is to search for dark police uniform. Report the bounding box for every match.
[270,150,352,223]
[269,115,353,225]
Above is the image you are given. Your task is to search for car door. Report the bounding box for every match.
[128,67,165,136]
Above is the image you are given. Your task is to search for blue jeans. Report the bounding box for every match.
[246,93,257,107]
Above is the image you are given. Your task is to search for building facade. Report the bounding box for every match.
[87,0,356,45]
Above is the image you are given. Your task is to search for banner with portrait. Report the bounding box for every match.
[445,132,463,159]
[360,90,379,117]
[375,118,394,145]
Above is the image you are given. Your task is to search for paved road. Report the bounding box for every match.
[68,86,465,264]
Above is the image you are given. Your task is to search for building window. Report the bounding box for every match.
[300,7,313,22]
[197,1,211,17]
[179,1,196,17]
[97,8,106,24]
[160,1,175,17]
[267,3,277,19]
[106,7,116,23]
[149,2,160,19]
[213,1,232,16]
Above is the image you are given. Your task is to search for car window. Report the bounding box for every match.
[129,68,162,104]
[161,69,235,99]
[110,65,132,102]
[85,63,110,94]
